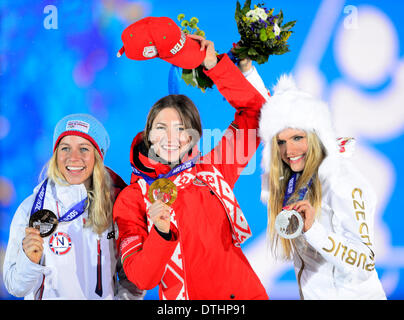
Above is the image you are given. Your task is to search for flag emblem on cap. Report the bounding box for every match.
[143,46,158,58]
[66,120,90,133]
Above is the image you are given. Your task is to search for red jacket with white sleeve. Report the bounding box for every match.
[113,54,269,300]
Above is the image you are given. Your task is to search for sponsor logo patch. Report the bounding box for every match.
[66,120,90,133]
[143,46,158,58]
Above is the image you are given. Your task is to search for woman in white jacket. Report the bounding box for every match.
[3,113,143,300]
[258,75,386,299]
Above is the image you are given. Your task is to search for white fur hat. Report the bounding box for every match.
[258,74,339,202]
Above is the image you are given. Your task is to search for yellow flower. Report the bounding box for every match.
[196,30,205,37]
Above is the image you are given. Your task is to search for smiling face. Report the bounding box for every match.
[56,135,95,189]
[149,107,191,163]
[277,128,308,172]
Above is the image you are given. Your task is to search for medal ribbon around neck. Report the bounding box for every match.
[131,155,200,186]
[31,179,88,223]
[282,173,312,207]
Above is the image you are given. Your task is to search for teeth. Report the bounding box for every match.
[289,155,303,161]
[67,166,84,171]
[162,146,179,151]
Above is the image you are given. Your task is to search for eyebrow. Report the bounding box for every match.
[277,134,306,141]
[155,122,184,126]
[59,142,92,147]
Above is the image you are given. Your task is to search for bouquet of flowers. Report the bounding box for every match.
[177,14,214,93]
[232,0,296,64]
[176,1,296,92]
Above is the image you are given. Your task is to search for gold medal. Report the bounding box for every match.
[148,178,177,206]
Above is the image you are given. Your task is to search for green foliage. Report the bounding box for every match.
[175,1,296,93]
[233,0,297,64]
[177,14,213,92]
[177,14,205,37]
[181,66,214,93]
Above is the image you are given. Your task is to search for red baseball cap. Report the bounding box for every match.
[117,17,206,70]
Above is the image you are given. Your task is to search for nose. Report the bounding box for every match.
[166,128,173,143]
[285,141,297,156]
[69,147,81,161]
[165,127,180,144]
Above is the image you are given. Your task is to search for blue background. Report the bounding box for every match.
[1,0,403,299]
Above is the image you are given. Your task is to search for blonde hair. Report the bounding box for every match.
[267,131,325,260]
[46,147,113,235]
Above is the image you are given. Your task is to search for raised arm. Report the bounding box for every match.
[201,52,268,187]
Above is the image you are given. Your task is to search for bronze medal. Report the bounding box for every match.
[148,178,177,206]
[29,209,59,237]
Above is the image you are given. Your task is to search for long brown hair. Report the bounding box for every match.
[143,94,202,149]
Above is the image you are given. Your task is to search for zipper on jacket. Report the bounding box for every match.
[95,238,103,297]
[35,275,45,300]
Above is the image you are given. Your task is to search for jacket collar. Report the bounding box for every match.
[35,178,88,211]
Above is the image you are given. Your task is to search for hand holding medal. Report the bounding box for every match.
[148,178,177,234]
[274,207,304,239]
[275,173,313,239]
[23,227,45,264]
[290,200,316,232]
[275,200,316,239]
[148,178,178,206]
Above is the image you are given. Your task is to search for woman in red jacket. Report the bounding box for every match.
[113,35,269,300]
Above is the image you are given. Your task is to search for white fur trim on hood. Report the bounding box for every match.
[258,74,339,202]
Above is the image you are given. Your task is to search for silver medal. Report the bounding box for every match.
[274,209,304,239]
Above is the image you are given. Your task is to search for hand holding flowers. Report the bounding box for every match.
[176,1,296,92]
[177,14,215,92]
